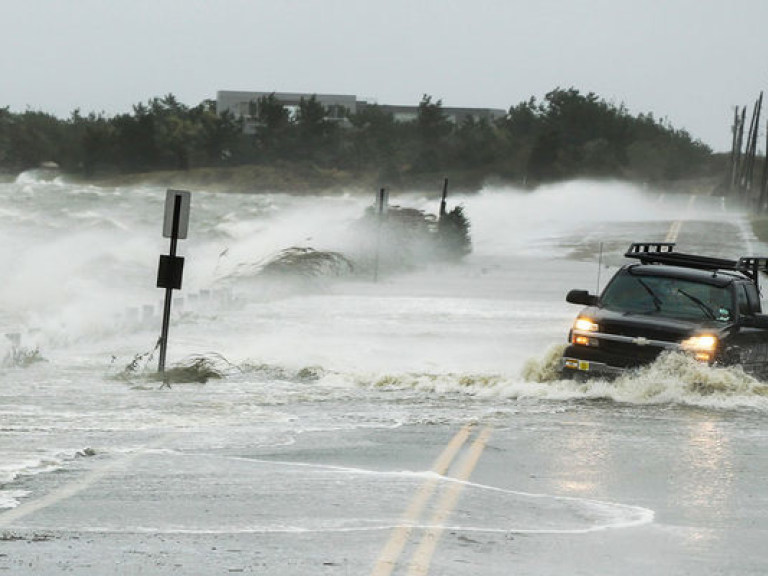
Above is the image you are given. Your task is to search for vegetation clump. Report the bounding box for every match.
[260,247,354,278]
[0,531,53,542]
[2,346,46,368]
[437,205,472,259]
[348,200,471,274]
[114,350,232,385]
[157,355,225,384]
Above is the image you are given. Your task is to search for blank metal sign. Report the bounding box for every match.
[162,189,191,239]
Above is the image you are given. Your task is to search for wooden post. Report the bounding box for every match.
[760,121,768,212]
[439,177,448,220]
[373,187,387,282]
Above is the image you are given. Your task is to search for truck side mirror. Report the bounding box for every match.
[566,289,598,306]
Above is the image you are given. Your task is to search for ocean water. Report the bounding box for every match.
[1,174,767,574]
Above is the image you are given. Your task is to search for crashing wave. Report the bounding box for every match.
[239,362,326,382]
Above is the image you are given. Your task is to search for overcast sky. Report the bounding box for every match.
[2,0,767,151]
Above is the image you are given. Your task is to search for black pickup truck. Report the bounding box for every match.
[561,242,768,379]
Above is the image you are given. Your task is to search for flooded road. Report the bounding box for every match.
[0,176,766,574]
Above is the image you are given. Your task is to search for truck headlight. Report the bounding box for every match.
[680,334,718,362]
[573,317,599,332]
[572,317,599,346]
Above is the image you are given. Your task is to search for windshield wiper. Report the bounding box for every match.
[677,288,716,320]
[636,278,662,311]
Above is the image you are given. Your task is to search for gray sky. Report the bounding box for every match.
[2,0,767,151]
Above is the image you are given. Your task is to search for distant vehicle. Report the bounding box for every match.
[561,242,768,379]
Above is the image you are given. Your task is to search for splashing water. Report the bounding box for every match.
[521,344,569,383]
[617,352,768,403]
[1,176,766,410]
[519,345,768,410]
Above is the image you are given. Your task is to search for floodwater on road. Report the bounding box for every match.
[0,175,766,575]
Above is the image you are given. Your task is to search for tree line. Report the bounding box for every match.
[0,88,715,185]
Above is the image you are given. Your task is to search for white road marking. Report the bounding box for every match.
[0,433,177,528]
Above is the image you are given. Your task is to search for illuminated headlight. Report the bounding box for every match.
[680,334,718,362]
[572,317,599,346]
[573,317,599,332]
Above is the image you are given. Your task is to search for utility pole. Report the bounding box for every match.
[732,106,746,192]
[742,92,763,199]
[760,121,768,212]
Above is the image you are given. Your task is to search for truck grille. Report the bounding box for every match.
[599,320,683,344]
[596,339,666,365]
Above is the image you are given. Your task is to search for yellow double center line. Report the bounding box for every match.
[371,424,492,576]
[665,194,697,243]
[665,220,682,243]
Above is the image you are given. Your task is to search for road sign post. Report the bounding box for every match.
[157,189,190,375]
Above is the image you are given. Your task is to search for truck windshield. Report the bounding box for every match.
[600,273,732,322]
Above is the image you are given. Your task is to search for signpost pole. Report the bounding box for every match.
[158,195,182,374]
[155,189,190,377]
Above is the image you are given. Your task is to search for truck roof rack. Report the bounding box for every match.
[626,242,676,255]
[625,242,738,270]
[737,257,768,286]
[625,243,768,289]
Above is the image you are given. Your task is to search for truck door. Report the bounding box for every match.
[734,283,768,373]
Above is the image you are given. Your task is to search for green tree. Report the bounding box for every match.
[451,116,500,170]
[348,104,402,176]
[112,102,160,171]
[519,88,643,181]
[0,88,717,185]
[414,94,452,172]
[190,99,243,165]
[296,95,329,139]
[295,95,340,164]
[497,98,540,179]
[5,111,65,170]
[437,205,472,259]
[253,93,291,159]
[149,94,198,170]
[0,107,12,166]
[79,112,116,175]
